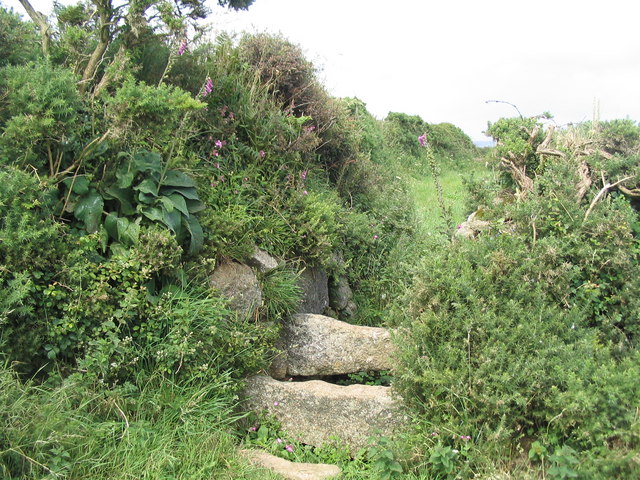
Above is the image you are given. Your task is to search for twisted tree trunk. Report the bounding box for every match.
[18,0,51,56]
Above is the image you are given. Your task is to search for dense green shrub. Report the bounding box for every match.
[0,7,40,66]
[395,120,640,477]
[0,62,83,172]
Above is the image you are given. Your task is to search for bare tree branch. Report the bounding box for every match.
[17,0,52,55]
[79,0,114,94]
[584,176,634,221]
[486,100,524,119]
[618,185,640,198]
[536,125,566,158]
[576,160,591,201]
[502,157,535,196]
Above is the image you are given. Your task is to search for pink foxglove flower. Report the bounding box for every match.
[178,39,188,56]
[202,77,213,97]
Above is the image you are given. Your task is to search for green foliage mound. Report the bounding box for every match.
[395,116,640,478]
[383,112,477,175]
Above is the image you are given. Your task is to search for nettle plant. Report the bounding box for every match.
[62,150,205,254]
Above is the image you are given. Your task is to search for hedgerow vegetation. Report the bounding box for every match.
[1,1,638,478]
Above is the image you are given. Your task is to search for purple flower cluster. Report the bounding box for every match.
[202,77,213,97]
[178,39,188,56]
[418,134,427,147]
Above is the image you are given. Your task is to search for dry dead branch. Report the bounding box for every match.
[536,125,565,158]
[584,175,634,221]
[18,0,52,55]
[576,160,592,201]
[502,158,535,196]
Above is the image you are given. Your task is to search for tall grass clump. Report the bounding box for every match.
[0,361,280,479]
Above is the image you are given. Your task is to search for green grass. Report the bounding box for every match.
[0,365,280,479]
[409,159,492,235]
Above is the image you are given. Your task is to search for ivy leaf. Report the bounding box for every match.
[74,190,103,233]
[63,175,90,195]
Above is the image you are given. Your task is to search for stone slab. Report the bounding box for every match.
[242,376,404,453]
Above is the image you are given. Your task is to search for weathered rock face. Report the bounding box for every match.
[209,260,262,318]
[328,275,354,311]
[243,376,404,452]
[247,247,279,273]
[297,267,329,314]
[241,449,341,480]
[278,313,395,377]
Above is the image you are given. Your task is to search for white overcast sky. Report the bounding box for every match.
[4,0,640,141]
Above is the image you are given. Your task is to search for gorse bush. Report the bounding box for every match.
[395,118,640,477]
[0,62,83,172]
[0,7,40,66]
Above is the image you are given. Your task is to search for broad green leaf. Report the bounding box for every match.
[104,212,119,240]
[74,190,104,233]
[160,186,200,200]
[161,170,196,188]
[162,207,182,234]
[140,206,164,223]
[133,151,162,174]
[138,192,156,205]
[168,193,189,216]
[186,198,206,213]
[99,227,109,253]
[117,216,140,245]
[116,161,135,188]
[104,186,135,215]
[185,215,203,254]
[158,196,175,213]
[135,178,158,196]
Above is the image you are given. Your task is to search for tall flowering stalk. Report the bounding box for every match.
[420,133,454,233]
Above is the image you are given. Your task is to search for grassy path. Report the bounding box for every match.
[409,159,493,234]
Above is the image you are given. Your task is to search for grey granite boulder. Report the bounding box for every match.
[241,449,341,479]
[297,267,329,314]
[242,376,404,452]
[209,260,262,318]
[328,275,353,311]
[278,313,395,377]
[247,247,280,273]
